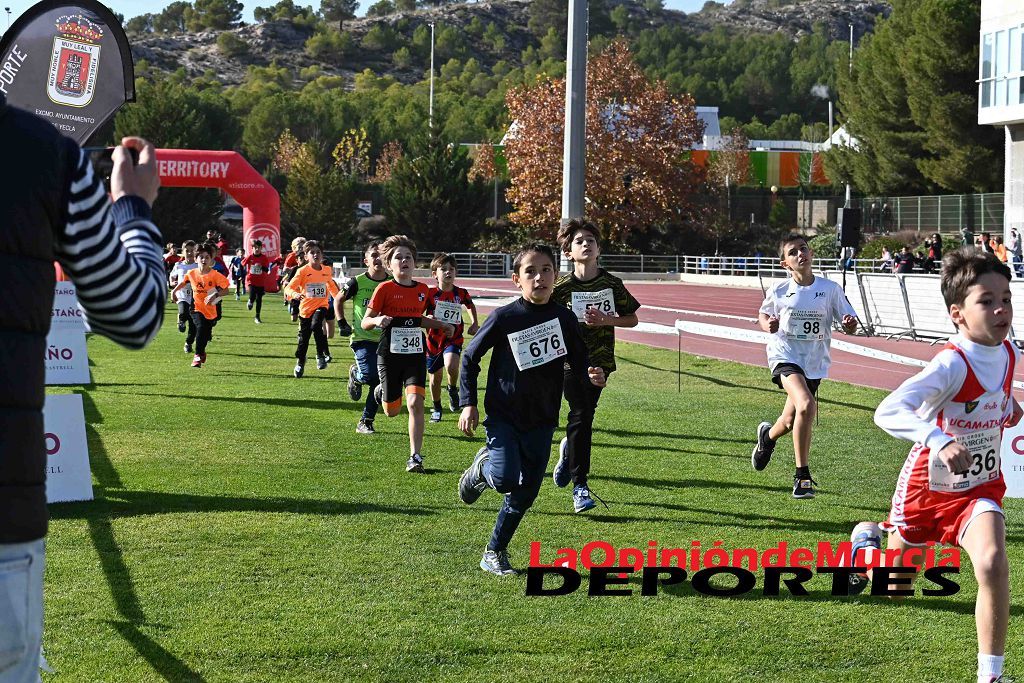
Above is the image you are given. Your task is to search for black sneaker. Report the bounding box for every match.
[356,419,375,435]
[480,549,518,576]
[751,421,775,471]
[177,320,186,333]
[458,447,490,504]
[374,384,383,406]
[406,453,425,473]
[294,363,304,379]
[348,364,363,401]
[429,409,442,423]
[792,474,817,499]
[247,300,254,310]
[447,385,460,413]
[316,355,327,371]
[184,342,193,354]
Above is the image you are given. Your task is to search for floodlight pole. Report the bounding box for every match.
[428,21,435,129]
[561,0,587,226]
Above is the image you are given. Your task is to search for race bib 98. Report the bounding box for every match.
[507,319,566,370]
[306,283,327,299]
[570,289,615,321]
[929,430,1001,493]
[434,301,463,324]
[782,310,825,341]
[390,327,424,354]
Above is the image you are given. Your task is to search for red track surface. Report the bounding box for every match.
[460,278,1024,393]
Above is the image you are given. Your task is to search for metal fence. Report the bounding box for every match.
[327,251,511,278]
[853,193,1004,234]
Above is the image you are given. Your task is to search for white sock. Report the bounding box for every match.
[977,653,1003,682]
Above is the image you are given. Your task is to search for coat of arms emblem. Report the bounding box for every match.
[47,14,103,107]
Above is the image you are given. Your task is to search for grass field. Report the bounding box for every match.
[41,293,1024,682]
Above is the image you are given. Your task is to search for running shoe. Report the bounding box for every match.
[184,343,193,354]
[247,300,254,310]
[316,355,327,371]
[448,385,460,413]
[552,437,571,488]
[751,421,775,471]
[294,363,304,379]
[199,352,206,363]
[324,352,332,364]
[347,364,363,401]
[480,549,517,576]
[177,320,186,333]
[848,522,882,596]
[792,474,817,499]
[458,447,490,505]
[572,485,596,513]
[254,318,262,325]
[356,419,375,435]
[191,354,202,368]
[406,453,424,473]
[430,409,442,423]
[374,384,383,406]
[235,293,240,300]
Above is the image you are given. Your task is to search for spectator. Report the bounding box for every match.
[931,233,943,263]
[869,202,879,231]
[918,250,935,274]
[881,203,892,231]
[961,226,974,246]
[699,253,709,274]
[1009,228,1023,277]
[0,93,164,683]
[994,235,1008,264]
[879,247,893,272]
[980,232,996,255]
[893,246,915,273]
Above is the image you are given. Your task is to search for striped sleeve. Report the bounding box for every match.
[55,147,165,350]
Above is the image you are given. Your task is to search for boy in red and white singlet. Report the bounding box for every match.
[850,247,1021,683]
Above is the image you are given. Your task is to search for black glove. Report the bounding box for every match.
[337,319,353,337]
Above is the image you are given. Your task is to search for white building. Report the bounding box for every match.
[979,2,1024,237]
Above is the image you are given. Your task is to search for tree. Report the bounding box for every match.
[125,14,154,34]
[186,0,243,31]
[366,0,394,17]
[827,0,1000,194]
[152,1,190,32]
[384,131,490,250]
[332,128,371,178]
[504,39,705,244]
[371,140,404,183]
[114,78,240,245]
[216,32,249,57]
[528,0,612,43]
[320,0,358,29]
[275,133,359,246]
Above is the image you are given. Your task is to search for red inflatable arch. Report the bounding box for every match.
[155,149,281,259]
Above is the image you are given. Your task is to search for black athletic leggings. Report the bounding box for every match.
[249,285,265,318]
[177,301,196,344]
[191,312,218,355]
[295,308,329,363]
[562,366,606,487]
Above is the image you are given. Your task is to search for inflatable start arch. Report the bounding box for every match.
[155,149,281,258]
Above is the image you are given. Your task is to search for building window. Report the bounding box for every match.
[980,26,1024,109]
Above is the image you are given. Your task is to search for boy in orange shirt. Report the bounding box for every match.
[171,243,230,368]
[285,241,341,378]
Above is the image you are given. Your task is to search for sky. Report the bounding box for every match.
[1,0,729,28]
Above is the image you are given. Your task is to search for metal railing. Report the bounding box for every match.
[327,251,511,278]
[853,193,1004,234]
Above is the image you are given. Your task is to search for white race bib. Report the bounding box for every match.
[306,283,327,299]
[782,309,826,340]
[929,429,1002,493]
[570,289,615,321]
[250,264,263,275]
[434,300,463,324]
[507,319,566,370]
[390,327,424,354]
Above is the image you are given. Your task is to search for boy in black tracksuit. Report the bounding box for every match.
[457,243,606,576]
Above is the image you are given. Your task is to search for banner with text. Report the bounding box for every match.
[46,281,90,385]
[43,393,93,503]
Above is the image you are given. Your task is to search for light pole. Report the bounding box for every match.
[561,0,587,228]
[428,21,435,130]
[4,8,10,32]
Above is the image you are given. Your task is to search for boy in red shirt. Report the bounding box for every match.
[242,239,272,324]
[171,243,230,368]
[362,235,454,472]
[285,241,341,377]
[425,253,478,422]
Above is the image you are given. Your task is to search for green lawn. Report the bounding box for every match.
[42,294,1022,682]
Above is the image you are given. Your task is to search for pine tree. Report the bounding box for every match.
[320,0,358,29]
[384,130,490,250]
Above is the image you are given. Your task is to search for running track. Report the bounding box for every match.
[459,278,1024,393]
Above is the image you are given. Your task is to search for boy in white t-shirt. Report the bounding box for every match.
[751,234,858,498]
[849,248,1021,683]
[168,240,199,353]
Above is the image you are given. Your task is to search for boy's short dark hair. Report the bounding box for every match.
[251,239,263,247]
[364,240,381,254]
[380,234,417,264]
[302,240,322,254]
[941,247,1011,309]
[181,240,197,249]
[556,218,601,253]
[512,243,556,274]
[430,253,457,271]
[196,243,214,257]
[778,233,808,259]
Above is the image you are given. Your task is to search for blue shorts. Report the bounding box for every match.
[426,344,461,374]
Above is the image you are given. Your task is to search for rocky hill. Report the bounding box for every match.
[130,0,891,87]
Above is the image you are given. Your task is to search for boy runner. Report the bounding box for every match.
[425,253,479,423]
[337,242,390,434]
[849,248,1020,683]
[168,240,199,352]
[285,241,341,378]
[229,248,246,300]
[550,218,640,512]
[243,239,272,324]
[457,243,605,575]
[171,243,229,367]
[362,235,454,472]
[751,234,858,498]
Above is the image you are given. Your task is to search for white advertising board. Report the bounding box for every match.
[42,393,93,504]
